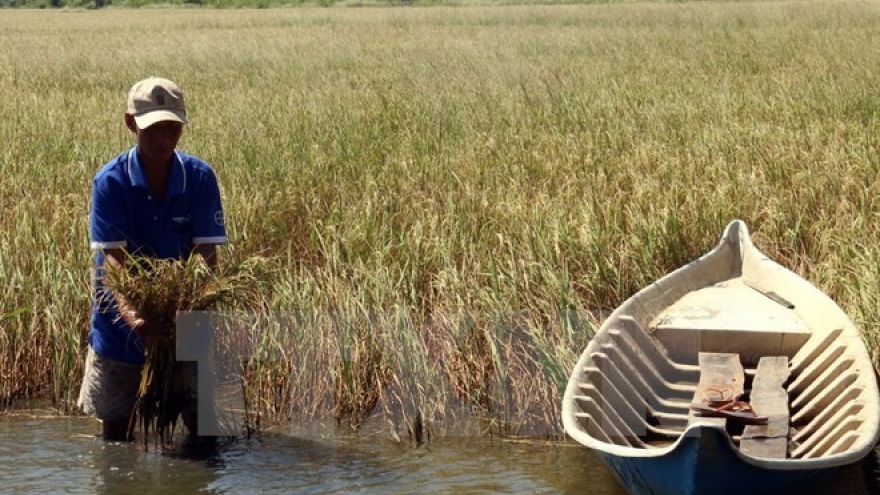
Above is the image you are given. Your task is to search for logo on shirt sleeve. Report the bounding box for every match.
[214,210,225,227]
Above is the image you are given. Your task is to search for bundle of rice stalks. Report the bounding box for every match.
[104,253,265,450]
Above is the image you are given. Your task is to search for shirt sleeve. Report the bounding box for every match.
[191,166,228,245]
[90,175,128,250]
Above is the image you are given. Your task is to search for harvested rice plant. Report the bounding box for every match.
[1,1,880,441]
[103,254,266,448]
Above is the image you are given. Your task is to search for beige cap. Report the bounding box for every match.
[127,77,187,129]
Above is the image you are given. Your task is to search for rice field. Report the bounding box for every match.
[1,1,880,441]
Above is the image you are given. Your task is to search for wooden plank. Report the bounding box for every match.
[741,356,790,458]
[690,352,745,427]
[693,352,745,405]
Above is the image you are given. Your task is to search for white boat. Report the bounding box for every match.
[561,220,880,495]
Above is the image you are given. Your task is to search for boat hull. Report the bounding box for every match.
[597,426,825,495]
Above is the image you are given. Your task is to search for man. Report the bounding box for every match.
[78,77,227,441]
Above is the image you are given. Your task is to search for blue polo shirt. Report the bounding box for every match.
[89,147,228,365]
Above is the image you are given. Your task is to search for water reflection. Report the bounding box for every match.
[89,441,221,495]
[206,428,629,495]
[0,414,876,495]
[0,415,102,494]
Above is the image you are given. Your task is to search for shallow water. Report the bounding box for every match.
[0,414,876,495]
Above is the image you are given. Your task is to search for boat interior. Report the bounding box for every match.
[570,277,872,460]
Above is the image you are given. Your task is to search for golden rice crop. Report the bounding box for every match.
[2,3,880,441]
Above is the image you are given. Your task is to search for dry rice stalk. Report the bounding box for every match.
[104,253,265,450]
[331,316,392,429]
[442,316,495,412]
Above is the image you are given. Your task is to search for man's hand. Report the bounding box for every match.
[128,315,174,342]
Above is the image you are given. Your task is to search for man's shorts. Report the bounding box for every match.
[78,346,201,423]
[77,346,142,423]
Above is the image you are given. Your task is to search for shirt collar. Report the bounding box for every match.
[126,147,187,197]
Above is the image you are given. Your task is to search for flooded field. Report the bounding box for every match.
[0,414,876,495]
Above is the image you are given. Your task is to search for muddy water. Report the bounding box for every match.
[0,414,876,495]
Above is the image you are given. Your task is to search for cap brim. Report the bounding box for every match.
[133,110,187,129]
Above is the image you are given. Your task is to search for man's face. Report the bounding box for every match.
[133,119,183,164]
